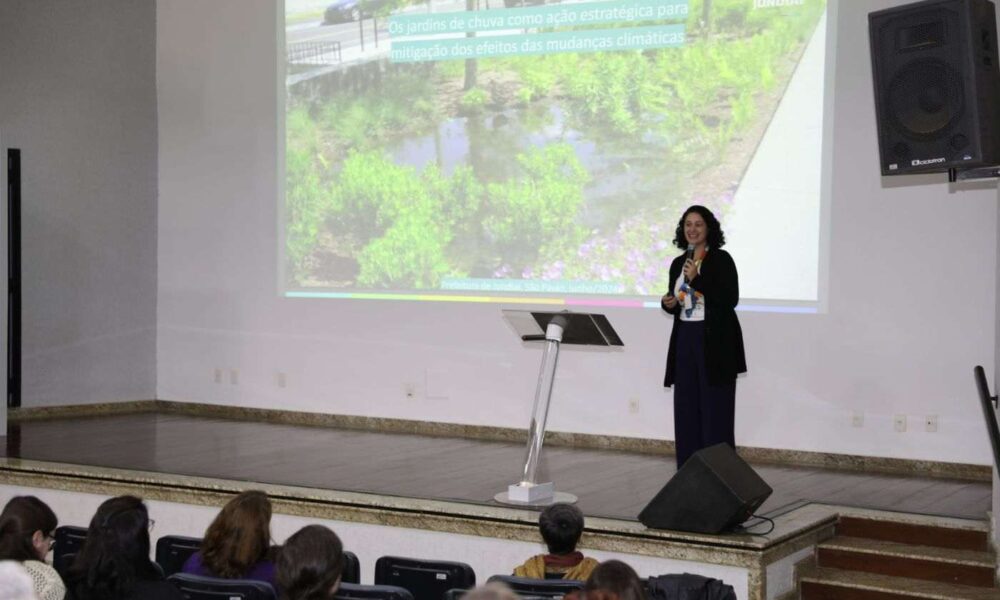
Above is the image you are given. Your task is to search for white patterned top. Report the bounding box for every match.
[22,560,66,600]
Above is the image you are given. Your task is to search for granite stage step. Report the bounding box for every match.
[835,516,990,552]
[817,535,996,588]
[798,564,1000,600]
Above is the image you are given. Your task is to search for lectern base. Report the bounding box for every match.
[494,487,578,507]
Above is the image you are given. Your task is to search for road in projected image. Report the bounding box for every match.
[282,0,828,306]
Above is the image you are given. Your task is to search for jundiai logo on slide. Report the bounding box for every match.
[911,157,946,166]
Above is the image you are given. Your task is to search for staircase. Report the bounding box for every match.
[796,515,1000,599]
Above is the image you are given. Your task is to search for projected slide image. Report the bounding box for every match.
[284,0,826,301]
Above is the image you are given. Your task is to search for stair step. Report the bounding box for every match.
[817,536,996,587]
[799,564,1000,600]
[836,516,989,551]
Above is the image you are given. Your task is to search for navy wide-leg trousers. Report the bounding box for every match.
[673,321,736,469]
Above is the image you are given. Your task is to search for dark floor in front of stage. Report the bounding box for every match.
[3,413,990,521]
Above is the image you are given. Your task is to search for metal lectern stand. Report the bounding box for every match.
[495,310,624,506]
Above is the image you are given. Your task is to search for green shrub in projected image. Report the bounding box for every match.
[284,0,826,294]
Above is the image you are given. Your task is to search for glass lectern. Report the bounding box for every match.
[495,310,624,506]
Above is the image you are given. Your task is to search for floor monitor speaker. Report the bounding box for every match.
[638,443,772,534]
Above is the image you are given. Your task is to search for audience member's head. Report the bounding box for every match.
[0,496,58,562]
[461,582,521,600]
[0,560,38,600]
[276,525,344,600]
[67,495,160,600]
[565,591,618,600]
[539,503,585,555]
[201,490,273,578]
[583,560,646,600]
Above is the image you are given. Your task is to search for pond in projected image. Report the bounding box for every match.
[388,101,679,231]
[284,0,826,295]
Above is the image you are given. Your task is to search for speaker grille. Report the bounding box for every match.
[886,58,965,140]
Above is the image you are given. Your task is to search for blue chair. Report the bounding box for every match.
[487,574,584,599]
[168,573,276,600]
[156,535,203,576]
[335,582,415,600]
[52,525,88,576]
[375,556,475,600]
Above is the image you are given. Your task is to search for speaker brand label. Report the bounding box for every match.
[911,157,946,166]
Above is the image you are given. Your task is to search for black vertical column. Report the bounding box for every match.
[7,149,20,410]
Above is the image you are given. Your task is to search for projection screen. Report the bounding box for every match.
[282,0,830,310]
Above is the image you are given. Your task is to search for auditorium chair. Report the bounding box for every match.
[374,555,475,600]
[156,535,203,576]
[487,574,584,598]
[168,573,276,600]
[334,582,415,600]
[52,525,88,576]
[343,550,361,584]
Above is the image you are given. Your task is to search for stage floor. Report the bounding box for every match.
[2,412,990,521]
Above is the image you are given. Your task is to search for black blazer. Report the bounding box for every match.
[662,248,747,386]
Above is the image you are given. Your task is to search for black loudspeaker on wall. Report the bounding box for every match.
[869,0,1000,175]
[638,444,772,534]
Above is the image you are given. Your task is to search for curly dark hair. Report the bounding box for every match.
[66,495,161,600]
[672,205,726,250]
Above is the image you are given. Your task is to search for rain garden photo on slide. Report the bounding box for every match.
[282,0,827,303]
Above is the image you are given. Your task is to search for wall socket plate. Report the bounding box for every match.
[213,368,223,384]
[628,397,639,414]
[893,414,906,432]
[851,411,864,427]
[229,369,239,385]
[925,415,938,432]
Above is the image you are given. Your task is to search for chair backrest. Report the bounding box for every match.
[486,575,584,599]
[334,582,415,600]
[52,525,88,576]
[156,535,203,577]
[167,573,276,600]
[374,556,475,600]
[343,550,361,584]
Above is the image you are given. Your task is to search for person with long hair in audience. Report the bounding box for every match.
[276,525,344,600]
[64,495,182,600]
[0,496,65,600]
[513,503,598,580]
[182,490,278,587]
[565,560,648,600]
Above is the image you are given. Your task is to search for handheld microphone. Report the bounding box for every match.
[684,244,695,281]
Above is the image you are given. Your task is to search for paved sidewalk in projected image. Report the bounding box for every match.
[724,13,827,304]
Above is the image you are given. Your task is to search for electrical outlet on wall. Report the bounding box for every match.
[229,369,239,385]
[893,414,906,432]
[628,397,639,414]
[276,372,287,389]
[404,383,417,399]
[851,411,864,427]
[925,415,938,432]
[213,368,223,384]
